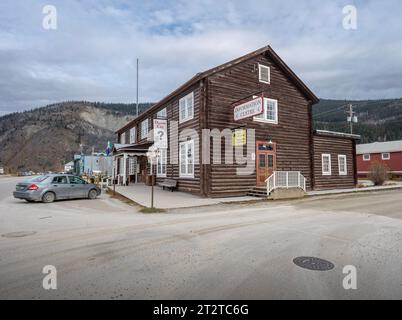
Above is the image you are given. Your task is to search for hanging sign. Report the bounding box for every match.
[153,119,168,148]
[234,96,264,121]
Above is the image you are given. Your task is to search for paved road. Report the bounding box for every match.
[0,176,402,299]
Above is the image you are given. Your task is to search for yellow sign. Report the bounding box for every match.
[233,129,246,146]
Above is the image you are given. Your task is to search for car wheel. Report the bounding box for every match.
[88,189,98,200]
[42,192,55,203]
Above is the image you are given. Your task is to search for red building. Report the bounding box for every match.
[356,140,402,177]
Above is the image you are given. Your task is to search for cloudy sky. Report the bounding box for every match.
[0,0,401,114]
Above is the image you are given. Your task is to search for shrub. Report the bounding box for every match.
[368,161,389,186]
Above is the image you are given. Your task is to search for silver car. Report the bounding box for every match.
[13,174,101,203]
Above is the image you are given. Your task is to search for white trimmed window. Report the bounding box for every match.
[258,64,270,84]
[338,154,347,175]
[120,132,126,144]
[382,152,390,160]
[128,157,136,175]
[363,154,370,161]
[157,149,167,177]
[179,92,194,123]
[179,140,194,178]
[322,153,332,176]
[254,98,278,124]
[129,127,136,144]
[141,119,149,140]
[157,108,167,118]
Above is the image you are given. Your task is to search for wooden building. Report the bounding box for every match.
[357,140,402,177]
[114,45,359,197]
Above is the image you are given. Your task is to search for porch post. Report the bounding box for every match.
[123,153,128,186]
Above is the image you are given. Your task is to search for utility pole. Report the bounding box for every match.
[346,104,358,134]
[136,58,139,117]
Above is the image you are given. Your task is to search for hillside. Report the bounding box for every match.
[313,98,402,143]
[0,102,152,173]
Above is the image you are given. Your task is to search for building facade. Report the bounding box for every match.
[357,140,402,177]
[114,46,359,197]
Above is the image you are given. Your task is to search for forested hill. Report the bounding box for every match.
[0,101,153,173]
[313,98,402,143]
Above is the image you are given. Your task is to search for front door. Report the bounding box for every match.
[256,141,276,186]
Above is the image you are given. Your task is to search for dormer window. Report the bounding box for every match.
[258,64,270,84]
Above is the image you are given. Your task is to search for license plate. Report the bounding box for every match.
[16,186,25,191]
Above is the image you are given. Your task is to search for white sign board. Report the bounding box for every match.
[153,119,168,148]
[234,97,264,121]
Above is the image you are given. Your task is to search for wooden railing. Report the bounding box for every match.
[265,171,306,195]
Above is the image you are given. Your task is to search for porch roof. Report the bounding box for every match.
[113,142,152,155]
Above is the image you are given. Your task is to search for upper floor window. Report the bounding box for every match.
[179,92,194,123]
[322,153,332,176]
[141,119,149,140]
[254,98,278,124]
[258,64,270,84]
[120,132,126,144]
[382,152,390,160]
[129,127,136,144]
[363,154,370,161]
[338,154,347,175]
[157,108,167,118]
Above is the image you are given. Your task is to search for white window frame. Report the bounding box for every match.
[253,98,278,124]
[129,127,136,144]
[179,140,194,178]
[157,108,167,118]
[128,157,136,175]
[179,92,194,123]
[363,154,370,161]
[338,154,347,176]
[258,64,270,84]
[156,149,167,177]
[322,153,332,176]
[141,119,149,140]
[382,152,390,160]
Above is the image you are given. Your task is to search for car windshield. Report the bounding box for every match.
[27,176,49,183]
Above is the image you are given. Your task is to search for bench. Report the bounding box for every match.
[158,179,177,192]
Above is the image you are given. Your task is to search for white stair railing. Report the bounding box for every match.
[265,171,306,195]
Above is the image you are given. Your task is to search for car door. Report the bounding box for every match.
[68,176,89,198]
[50,176,70,199]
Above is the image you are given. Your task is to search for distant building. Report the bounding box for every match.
[64,161,74,173]
[357,140,402,177]
[73,153,113,177]
[0,167,4,175]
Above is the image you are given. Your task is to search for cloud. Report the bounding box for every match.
[0,0,402,114]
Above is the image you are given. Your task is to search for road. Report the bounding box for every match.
[0,176,402,299]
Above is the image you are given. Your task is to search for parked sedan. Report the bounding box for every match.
[13,174,101,203]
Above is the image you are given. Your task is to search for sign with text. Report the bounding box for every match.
[153,119,168,148]
[234,97,264,121]
[233,129,247,146]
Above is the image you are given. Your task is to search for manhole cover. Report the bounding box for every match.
[1,231,37,238]
[293,256,334,271]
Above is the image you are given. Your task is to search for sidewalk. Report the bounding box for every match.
[110,184,261,209]
[307,183,402,196]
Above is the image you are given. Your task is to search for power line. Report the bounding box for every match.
[313,104,350,118]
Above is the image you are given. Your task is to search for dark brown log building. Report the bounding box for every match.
[114,46,360,197]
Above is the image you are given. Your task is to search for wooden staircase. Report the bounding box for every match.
[247,186,267,198]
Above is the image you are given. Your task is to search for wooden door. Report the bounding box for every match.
[256,141,276,186]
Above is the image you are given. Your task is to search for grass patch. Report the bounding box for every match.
[140,207,166,214]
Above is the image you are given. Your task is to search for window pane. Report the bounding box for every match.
[268,155,274,168]
[259,154,266,168]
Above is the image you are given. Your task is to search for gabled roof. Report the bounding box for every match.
[117,45,319,134]
[357,140,402,155]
